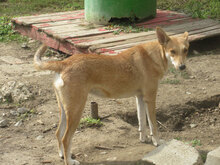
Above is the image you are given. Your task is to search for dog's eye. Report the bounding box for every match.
[183,48,188,53]
[170,50,176,54]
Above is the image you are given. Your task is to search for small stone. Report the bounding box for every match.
[21,43,29,49]
[36,135,44,140]
[17,107,29,114]
[100,152,107,155]
[52,124,57,128]
[37,120,44,125]
[189,76,195,79]
[190,124,197,128]
[193,50,200,55]
[186,91,191,95]
[107,157,117,161]
[14,120,22,127]
[10,110,19,116]
[0,119,9,128]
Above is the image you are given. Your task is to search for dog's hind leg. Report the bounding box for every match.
[143,82,159,146]
[59,85,87,165]
[54,88,66,159]
[136,95,147,142]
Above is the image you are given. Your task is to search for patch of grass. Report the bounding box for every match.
[168,67,190,79]
[79,117,103,128]
[0,0,84,43]
[185,0,220,19]
[180,70,190,79]
[191,139,202,147]
[174,137,181,141]
[16,108,37,121]
[161,78,180,84]
[157,0,220,19]
[0,16,28,42]
[200,153,207,163]
[0,0,84,16]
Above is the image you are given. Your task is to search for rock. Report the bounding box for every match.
[142,139,203,165]
[189,76,195,79]
[10,110,19,116]
[17,107,29,114]
[106,157,117,161]
[100,151,107,155]
[205,146,220,165]
[14,120,22,127]
[1,81,33,103]
[186,91,191,95]
[0,119,9,128]
[21,43,29,49]
[37,120,44,125]
[190,124,198,128]
[36,135,44,140]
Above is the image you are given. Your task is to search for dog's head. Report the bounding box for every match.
[156,27,189,70]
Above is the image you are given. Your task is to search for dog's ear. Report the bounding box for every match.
[156,27,170,45]
[183,31,189,41]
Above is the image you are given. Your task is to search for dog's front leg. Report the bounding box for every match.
[136,95,147,142]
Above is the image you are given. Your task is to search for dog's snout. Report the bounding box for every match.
[179,64,186,70]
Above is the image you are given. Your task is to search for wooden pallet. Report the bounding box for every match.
[12,10,220,55]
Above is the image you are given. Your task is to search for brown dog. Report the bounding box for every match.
[34,27,189,165]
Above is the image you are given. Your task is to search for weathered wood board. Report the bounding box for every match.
[12,9,220,55]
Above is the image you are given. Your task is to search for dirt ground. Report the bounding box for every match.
[0,36,219,165]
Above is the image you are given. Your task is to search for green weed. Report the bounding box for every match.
[185,0,220,19]
[0,0,84,16]
[191,139,202,147]
[106,24,150,35]
[161,78,180,84]
[157,0,220,19]
[16,109,36,121]
[200,153,207,162]
[168,67,190,79]
[174,137,181,141]
[0,16,28,42]
[79,117,103,128]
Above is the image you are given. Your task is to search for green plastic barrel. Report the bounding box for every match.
[85,0,156,25]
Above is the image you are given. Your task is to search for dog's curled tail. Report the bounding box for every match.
[34,44,63,73]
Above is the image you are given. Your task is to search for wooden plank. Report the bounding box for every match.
[189,28,220,42]
[163,19,216,31]
[94,25,220,53]
[142,18,195,29]
[13,10,83,22]
[88,20,219,51]
[76,19,217,49]
[75,31,155,48]
[41,23,102,34]
[137,14,188,26]
[33,19,82,28]
[13,12,84,25]
[57,28,114,39]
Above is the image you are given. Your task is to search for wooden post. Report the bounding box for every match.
[91,102,99,119]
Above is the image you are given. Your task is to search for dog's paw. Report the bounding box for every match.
[151,136,165,146]
[139,132,147,143]
[59,151,64,159]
